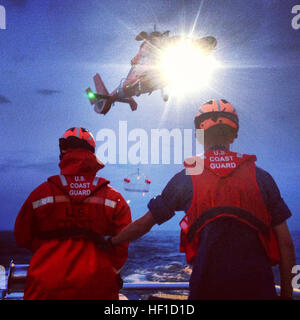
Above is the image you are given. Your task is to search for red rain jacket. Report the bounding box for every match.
[14,149,132,300]
[180,150,280,266]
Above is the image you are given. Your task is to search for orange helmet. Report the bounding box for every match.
[194,99,239,131]
[59,127,96,157]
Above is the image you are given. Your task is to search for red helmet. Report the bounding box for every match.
[59,127,96,156]
[194,99,239,131]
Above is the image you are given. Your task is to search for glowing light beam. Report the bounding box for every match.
[158,39,221,98]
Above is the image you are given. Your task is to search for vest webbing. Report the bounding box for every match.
[38,227,107,245]
[186,206,269,243]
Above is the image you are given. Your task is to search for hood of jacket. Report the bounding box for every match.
[59,149,104,176]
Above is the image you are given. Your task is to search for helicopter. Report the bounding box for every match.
[86,27,217,115]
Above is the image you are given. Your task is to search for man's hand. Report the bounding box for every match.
[111,211,156,246]
[95,235,114,250]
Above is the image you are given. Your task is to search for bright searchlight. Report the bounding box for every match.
[159,39,220,95]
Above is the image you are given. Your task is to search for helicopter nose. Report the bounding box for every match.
[196,36,217,51]
[204,36,217,49]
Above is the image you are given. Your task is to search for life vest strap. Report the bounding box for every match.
[187,206,269,242]
[38,227,108,245]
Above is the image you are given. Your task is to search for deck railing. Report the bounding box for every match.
[2,263,300,300]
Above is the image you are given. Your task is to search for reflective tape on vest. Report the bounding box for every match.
[32,196,54,209]
[33,195,116,209]
[84,196,104,205]
[55,195,69,203]
[104,199,117,208]
[92,176,99,186]
[59,175,68,186]
[85,197,116,208]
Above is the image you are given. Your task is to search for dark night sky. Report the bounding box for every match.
[0,0,300,230]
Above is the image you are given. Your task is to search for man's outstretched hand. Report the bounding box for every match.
[95,235,113,250]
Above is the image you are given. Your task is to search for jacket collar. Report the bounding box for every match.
[59,149,104,176]
[207,145,229,151]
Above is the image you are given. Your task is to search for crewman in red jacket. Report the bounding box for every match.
[14,127,132,300]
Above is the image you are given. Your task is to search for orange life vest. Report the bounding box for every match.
[35,174,116,239]
[180,150,280,266]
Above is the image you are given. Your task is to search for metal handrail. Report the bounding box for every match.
[122,282,190,291]
[2,263,300,299]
